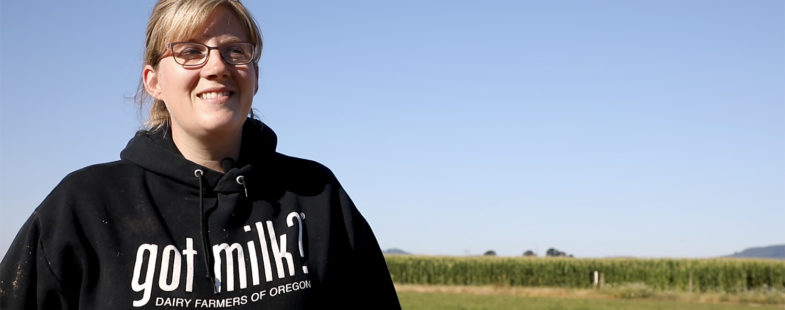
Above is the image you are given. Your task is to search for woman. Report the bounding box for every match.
[0,0,400,309]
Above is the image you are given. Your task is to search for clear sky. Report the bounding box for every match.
[1,0,783,259]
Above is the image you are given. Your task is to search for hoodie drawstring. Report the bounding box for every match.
[236,175,248,198]
[194,169,219,294]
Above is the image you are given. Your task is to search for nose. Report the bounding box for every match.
[200,49,230,79]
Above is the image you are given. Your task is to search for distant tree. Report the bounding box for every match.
[523,250,536,257]
[483,250,496,256]
[546,248,573,257]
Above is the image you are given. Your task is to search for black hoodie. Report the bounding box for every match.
[0,119,400,309]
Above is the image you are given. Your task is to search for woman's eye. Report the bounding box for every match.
[179,47,205,58]
[227,47,245,55]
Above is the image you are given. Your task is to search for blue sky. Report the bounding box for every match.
[1,0,783,258]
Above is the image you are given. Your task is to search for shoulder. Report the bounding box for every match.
[273,153,337,180]
[37,160,141,213]
[57,160,142,190]
[258,153,343,197]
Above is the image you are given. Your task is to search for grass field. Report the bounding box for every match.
[398,292,785,310]
[396,285,785,310]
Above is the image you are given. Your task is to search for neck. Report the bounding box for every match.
[170,126,242,173]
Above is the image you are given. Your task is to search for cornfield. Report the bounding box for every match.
[385,255,785,293]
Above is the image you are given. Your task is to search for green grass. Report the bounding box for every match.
[398,291,785,310]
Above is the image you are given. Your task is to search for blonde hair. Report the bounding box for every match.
[136,0,263,130]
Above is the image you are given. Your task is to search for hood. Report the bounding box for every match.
[120,118,278,190]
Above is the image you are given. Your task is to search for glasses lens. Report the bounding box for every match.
[171,43,208,66]
[220,43,255,65]
[169,42,255,67]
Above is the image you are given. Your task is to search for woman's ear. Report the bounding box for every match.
[143,65,163,99]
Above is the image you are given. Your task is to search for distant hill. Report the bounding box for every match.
[726,245,785,259]
[384,248,410,255]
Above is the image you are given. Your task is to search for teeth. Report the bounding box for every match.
[199,91,231,99]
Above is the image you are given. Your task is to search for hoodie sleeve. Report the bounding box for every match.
[337,187,401,309]
[0,212,71,310]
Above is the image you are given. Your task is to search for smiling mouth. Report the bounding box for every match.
[197,91,234,100]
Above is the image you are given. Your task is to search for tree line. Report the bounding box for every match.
[483,248,573,257]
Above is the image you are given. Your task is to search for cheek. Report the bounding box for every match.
[236,66,257,87]
[239,73,256,91]
[158,65,199,100]
[244,73,259,99]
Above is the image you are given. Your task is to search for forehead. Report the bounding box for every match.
[196,6,250,41]
[167,6,250,44]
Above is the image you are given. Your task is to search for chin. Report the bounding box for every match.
[195,113,246,135]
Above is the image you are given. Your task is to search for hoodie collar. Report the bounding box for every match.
[120,118,278,191]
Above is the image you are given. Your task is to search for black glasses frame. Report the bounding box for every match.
[166,42,256,68]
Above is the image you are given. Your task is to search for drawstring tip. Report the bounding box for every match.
[207,276,221,294]
[236,175,249,198]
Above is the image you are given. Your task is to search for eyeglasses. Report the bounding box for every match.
[166,42,256,68]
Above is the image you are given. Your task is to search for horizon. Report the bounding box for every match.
[381,243,785,259]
